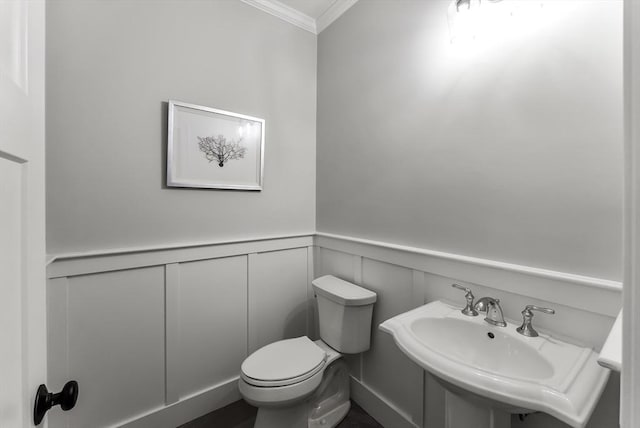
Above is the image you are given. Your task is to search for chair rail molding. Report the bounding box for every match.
[47,233,314,278]
[314,232,622,317]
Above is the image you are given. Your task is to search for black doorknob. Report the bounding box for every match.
[33,380,78,425]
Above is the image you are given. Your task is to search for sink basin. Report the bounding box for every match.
[380,300,610,428]
[411,317,554,380]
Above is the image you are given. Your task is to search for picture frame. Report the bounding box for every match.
[167,100,265,190]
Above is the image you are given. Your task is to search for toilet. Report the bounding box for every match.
[238,275,377,428]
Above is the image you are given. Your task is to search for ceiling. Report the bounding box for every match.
[240,0,358,34]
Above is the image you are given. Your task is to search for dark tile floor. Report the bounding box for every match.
[180,399,384,428]
[334,402,385,428]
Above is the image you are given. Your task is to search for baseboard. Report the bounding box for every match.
[117,377,241,428]
[117,375,417,428]
[350,376,420,428]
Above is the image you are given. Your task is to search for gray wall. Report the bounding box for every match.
[46,0,317,255]
[317,0,623,280]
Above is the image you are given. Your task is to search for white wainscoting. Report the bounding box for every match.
[46,232,622,428]
[46,234,314,428]
[314,232,622,428]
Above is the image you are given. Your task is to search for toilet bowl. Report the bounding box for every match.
[238,275,377,428]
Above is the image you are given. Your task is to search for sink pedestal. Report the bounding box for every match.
[445,391,511,428]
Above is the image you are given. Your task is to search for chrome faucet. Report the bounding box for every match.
[516,305,555,337]
[451,284,506,327]
[474,297,507,327]
[451,284,479,316]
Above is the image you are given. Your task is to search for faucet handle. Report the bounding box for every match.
[517,305,555,337]
[451,283,471,293]
[525,305,555,315]
[451,284,478,316]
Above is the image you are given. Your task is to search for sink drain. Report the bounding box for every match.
[487,332,495,339]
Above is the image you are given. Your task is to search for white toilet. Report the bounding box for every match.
[238,275,377,428]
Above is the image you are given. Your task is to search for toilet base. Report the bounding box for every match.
[309,400,350,428]
[252,360,350,428]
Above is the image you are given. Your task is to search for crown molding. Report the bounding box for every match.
[240,0,358,35]
[316,0,358,33]
[240,0,316,34]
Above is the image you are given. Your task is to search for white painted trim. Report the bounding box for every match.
[48,232,621,291]
[47,234,314,278]
[164,263,181,405]
[240,0,316,33]
[353,253,363,286]
[316,0,358,33]
[412,269,426,307]
[316,232,621,292]
[46,230,622,315]
[623,1,640,426]
[116,377,241,428]
[315,232,622,317]
[239,0,358,34]
[306,247,316,338]
[47,232,314,265]
[46,278,70,428]
[47,230,623,314]
[598,310,622,372]
[350,376,419,428]
[247,252,260,354]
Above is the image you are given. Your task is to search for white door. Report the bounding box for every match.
[0,0,47,426]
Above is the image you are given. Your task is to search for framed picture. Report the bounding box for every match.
[167,100,265,190]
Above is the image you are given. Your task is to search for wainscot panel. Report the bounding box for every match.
[314,233,621,428]
[248,248,309,352]
[315,233,621,317]
[177,256,248,399]
[46,234,313,428]
[361,258,424,427]
[46,232,620,428]
[48,267,166,428]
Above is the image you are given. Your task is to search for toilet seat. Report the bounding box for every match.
[238,367,325,407]
[241,337,327,387]
[238,338,345,409]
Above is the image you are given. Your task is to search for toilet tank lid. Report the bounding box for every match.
[312,275,377,306]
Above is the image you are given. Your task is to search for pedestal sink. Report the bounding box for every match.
[379,300,609,428]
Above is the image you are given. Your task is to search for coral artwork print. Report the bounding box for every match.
[197,134,247,167]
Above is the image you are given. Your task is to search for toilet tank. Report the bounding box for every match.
[311,275,377,354]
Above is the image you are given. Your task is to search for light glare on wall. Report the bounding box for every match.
[447,0,546,47]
